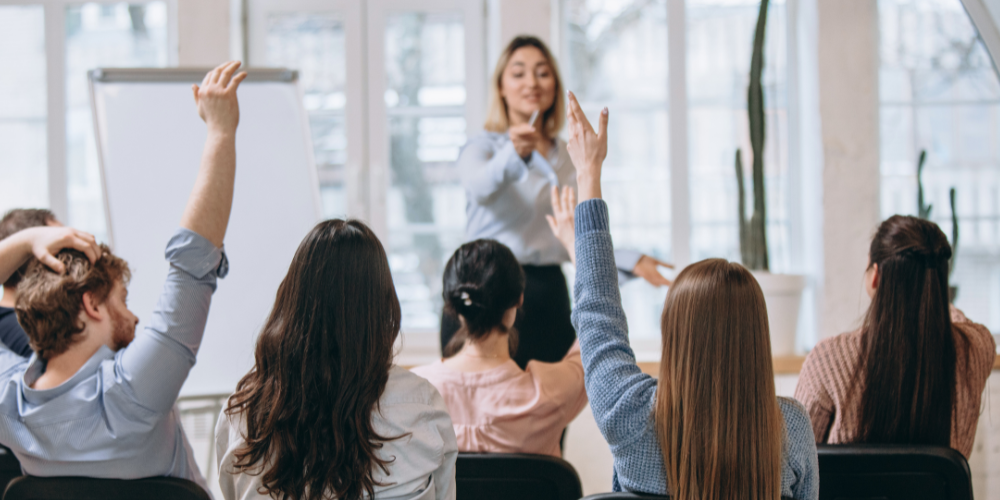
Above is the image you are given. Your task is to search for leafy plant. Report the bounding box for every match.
[735,0,770,271]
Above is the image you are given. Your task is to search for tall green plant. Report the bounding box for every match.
[915,149,960,301]
[735,0,770,271]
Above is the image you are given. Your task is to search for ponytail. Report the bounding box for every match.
[854,215,956,446]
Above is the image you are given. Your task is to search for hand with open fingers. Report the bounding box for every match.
[192,61,248,134]
[509,123,539,159]
[632,255,675,287]
[24,226,100,275]
[565,91,608,193]
[545,185,577,264]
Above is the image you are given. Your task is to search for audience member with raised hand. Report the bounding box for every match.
[0,60,246,492]
[555,91,818,500]
[795,215,995,458]
[217,219,457,500]
[0,209,63,357]
[412,239,587,458]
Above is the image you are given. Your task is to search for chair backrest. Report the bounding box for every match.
[0,447,21,493]
[456,453,582,500]
[581,494,794,499]
[817,444,973,500]
[2,476,211,500]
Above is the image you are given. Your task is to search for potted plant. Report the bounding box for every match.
[915,150,960,302]
[734,0,805,356]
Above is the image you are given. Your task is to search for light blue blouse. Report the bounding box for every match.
[458,131,642,275]
[0,228,227,494]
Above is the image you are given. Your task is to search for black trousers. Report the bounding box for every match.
[439,264,576,369]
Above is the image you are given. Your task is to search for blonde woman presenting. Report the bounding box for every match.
[442,35,672,367]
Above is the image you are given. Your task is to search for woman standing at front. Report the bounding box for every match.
[445,35,671,367]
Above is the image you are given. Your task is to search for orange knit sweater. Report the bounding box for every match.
[794,308,996,458]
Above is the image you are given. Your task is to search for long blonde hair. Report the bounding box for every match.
[655,259,784,500]
[484,35,565,138]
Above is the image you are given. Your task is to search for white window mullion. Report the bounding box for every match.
[45,2,68,222]
[668,0,690,267]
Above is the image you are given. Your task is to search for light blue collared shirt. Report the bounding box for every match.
[0,228,227,494]
[459,131,642,276]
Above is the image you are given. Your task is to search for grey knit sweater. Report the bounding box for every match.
[571,199,819,499]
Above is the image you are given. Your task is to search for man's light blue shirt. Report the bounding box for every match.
[0,228,227,494]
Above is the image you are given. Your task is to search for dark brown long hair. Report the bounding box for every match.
[853,215,957,446]
[225,219,402,500]
[655,259,783,500]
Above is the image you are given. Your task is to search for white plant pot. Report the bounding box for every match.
[750,272,806,357]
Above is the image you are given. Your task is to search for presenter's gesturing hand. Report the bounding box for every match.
[509,122,540,160]
[565,91,607,202]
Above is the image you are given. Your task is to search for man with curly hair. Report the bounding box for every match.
[0,61,247,493]
[0,209,61,357]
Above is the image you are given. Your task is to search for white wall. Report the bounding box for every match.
[177,0,231,66]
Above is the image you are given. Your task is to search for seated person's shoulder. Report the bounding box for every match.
[778,397,815,442]
[384,365,446,407]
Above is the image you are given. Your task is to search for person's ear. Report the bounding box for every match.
[870,263,879,289]
[517,293,525,308]
[81,291,105,322]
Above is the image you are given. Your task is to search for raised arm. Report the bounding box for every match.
[181,61,247,247]
[566,92,658,446]
[117,62,246,412]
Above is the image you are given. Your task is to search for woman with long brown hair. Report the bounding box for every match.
[795,216,995,457]
[445,35,672,368]
[549,93,818,499]
[215,219,458,500]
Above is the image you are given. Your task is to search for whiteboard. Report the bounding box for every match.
[90,68,321,396]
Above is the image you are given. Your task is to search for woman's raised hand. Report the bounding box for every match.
[546,185,577,265]
[565,91,608,201]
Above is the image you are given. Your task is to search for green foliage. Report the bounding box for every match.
[735,0,770,271]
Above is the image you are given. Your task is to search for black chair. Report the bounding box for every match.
[0,447,21,493]
[817,444,973,500]
[456,452,582,500]
[3,476,210,500]
[581,494,668,499]
[582,494,794,499]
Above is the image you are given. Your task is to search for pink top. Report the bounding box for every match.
[411,342,588,458]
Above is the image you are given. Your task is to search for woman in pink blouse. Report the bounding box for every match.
[412,239,587,457]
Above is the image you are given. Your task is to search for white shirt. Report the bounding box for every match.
[215,366,458,500]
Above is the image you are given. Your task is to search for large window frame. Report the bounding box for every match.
[246,0,813,360]
[0,0,178,224]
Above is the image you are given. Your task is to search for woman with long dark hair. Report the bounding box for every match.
[795,215,995,457]
[550,93,818,499]
[412,239,587,457]
[447,35,672,368]
[216,220,457,500]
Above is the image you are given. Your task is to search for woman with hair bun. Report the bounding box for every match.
[412,239,587,457]
[796,215,995,458]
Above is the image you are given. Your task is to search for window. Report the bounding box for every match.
[687,0,790,271]
[0,6,47,216]
[264,13,348,218]
[561,0,796,339]
[879,0,1000,333]
[562,0,671,339]
[384,12,468,330]
[65,2,170,242]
